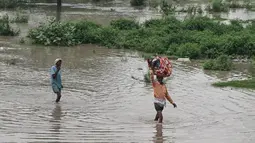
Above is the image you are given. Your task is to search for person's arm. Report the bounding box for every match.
[165,89,177,108]
[51,66,60,79]
[148,59,156,86]
[150,69,156,86]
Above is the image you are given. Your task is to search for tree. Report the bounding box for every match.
[56,0,61,21]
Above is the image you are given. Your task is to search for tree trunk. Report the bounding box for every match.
[56,0,62,21]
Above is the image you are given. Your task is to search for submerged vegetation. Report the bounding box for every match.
[130,0,146,6]
[212,79,255,89]
[0,0,36,9]
[203,55,233,71]
[207,0,255,12]
[0,15,19,36]
[213,57,255,89]
[11,13,29,23]
[28,17,255,60]
[0,0,25,9]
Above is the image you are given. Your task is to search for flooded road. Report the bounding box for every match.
[0,43,255,143]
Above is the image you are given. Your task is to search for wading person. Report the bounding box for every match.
[50,58,63,103]
[149,62,177,123]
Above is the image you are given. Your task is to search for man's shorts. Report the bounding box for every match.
[52,84,61,93]
[154,102,164,112]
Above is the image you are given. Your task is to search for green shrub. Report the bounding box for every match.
[11,13,28,23]
[183,17,216,31]
[98,27,119,47]
[28,20,77,46]
[28,19,101,46]
[72,21,101,44]
[203,59,215,70]
[110,19,139,30]
[130,0,146,6]
[0,0,27,9]
[176,43,201,59]
[203,55,233,71]
[28,16,255,61]
[160,0,176,16]
[0,15,19,36]
[210,0,228,12]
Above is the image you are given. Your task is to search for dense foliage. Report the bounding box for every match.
[0,15,19,36]
[130,0,146,6]
[203,55,233,71]
[28,16,255,60]
[0,0,27,9]
[11,13,28,23]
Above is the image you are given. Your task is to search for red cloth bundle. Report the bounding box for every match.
[148,56,172,77]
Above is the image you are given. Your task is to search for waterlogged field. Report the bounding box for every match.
[0,0,255,142]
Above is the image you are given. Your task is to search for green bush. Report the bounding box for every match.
[210,0,228,12]
[28,19,101,46]
[72,21,101,44]
[98,27,119,47]
[130,0,146,6]
[0,15,19,36]
[176,43,201,59]
[11,13,28,23]
[110,19,139,30]
[0,0,27,9]
[203,55,233,71]
[28,16,255,61]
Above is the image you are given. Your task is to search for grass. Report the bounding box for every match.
[203,55,233,71]
[212,79,255,89]
[11,13,29,23]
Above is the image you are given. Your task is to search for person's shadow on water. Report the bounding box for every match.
[50,104,63,134]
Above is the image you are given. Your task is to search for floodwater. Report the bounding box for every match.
[1,0,255,28]
[0,42,255,143]
[0,1,255,142]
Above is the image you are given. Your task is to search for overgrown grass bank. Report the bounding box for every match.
[206,0,254,12]
[203,55,233,71]
[0,0,26,9]
[213,79,255,89]
[28,17,255,60]
[0,15,19,36]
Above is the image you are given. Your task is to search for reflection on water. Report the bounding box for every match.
[153,124,163,143]
[50,104,62,134]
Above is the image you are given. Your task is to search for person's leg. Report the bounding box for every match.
[56,92,61,103]
[154,112,159,121]
[158,111,163,123]
[154,103,164,123]
[154,103,160,121]
[53,85,61,103]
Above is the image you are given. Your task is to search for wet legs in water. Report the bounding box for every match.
[154,112,163,123]
[56,92,62,103]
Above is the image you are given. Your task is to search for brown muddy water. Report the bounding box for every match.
[0,1,255,142]
[0,42,255,143]
[1,0,255,28]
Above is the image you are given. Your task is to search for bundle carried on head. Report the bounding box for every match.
[147,56,172,77]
